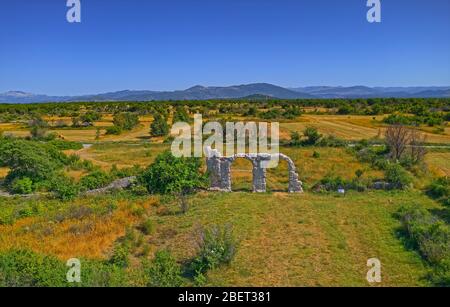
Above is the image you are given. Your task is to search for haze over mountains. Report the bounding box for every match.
[1,84,449,103]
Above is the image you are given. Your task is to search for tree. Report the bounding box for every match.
[173,106,190,123]
[29,117,49,139]
[0,139,66,185]
[385,125,411,161]
[289,131,302,146]
[385,125,427,164]
[150,113,169,137]
[113,112,139,131]
[410,128,427,164]
[303,127,322,145]
[141,151,205,195]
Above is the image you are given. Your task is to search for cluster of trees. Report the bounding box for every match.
[383,113,447,127]
[1,98,449,122]
[288,127,347,148]
[72,112,102,127]
[106,112,139,135]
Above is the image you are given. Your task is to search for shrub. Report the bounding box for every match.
[317,135,347,147]
[10,177,33,195]
[312,151,320,159]
[50,176,79,201]
[426,177,450,205]
[384,163,412,190]
[80,170,111,191]
[289,132,302,147]
[109,245,130,268]
[140,219,155,235]
[105,125,122,135]
[173,106,190,123]
[29,117,49,140]
[141,151,205,195]
[397,206,450,276]
[0,249,67,287]
[0,139,67,183]
[191,224,238,276]
[76,259,129,287]
[48,140,83,150]
[303,127,322,146]
[113,112,139,131]
[150,113,169,137]
[144,250,183,287]
[314,174,370,192]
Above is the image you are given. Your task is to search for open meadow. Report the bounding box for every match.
[0,100,449,287]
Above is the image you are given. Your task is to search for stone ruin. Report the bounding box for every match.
[205,147,303,193]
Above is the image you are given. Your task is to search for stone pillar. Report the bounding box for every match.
[219,158,234,192]
[206,155,222,191]
[279,154,303,193]
[252,155,272,193]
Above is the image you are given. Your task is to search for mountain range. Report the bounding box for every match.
[1,84,449,103]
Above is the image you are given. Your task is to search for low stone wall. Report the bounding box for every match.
[84,176,137,195]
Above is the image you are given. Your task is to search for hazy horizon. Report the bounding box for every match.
[1,0,449,96]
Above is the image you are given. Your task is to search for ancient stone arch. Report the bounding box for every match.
[205,147,303,193]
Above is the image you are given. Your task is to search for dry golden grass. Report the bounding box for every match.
[0,197,158,260]
[280,115,450,144]
[0,168,9,179]
[73,143,169,170]
[0,123,24,130]
[426,151,450,177]
[231,147,384,191]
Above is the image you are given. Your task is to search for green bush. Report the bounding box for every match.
[140,219,155,235]
[109,245,130,268]
[0,249,132,287]
[10,177,33,195]
[0,249,67,287]
[50,176,79,201]
[426,177,450,205]
[0,139,67,183]
[191,224,238,276]
[384,163,412,190]
[141,151,205,195]
[303,127,322,146]
[105,125,122,135]
[173,106,190,123]
[144,250,183,287]
[113,112,139,131]
[80,170,111,191]
[150,113,169,137]
[397,206,450,281]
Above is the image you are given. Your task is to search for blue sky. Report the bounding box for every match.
[0,0,449,95]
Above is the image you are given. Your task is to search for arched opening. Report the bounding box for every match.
[266,158,290,192]
[230,157,254,192]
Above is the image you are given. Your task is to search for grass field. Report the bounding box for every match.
[2,114,449,144]
[0,190,439,286]
[280,115,450,144]
[0,112,448,287]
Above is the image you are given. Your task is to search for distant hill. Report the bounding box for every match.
[1,84,449,103]
[289,86,450,99]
